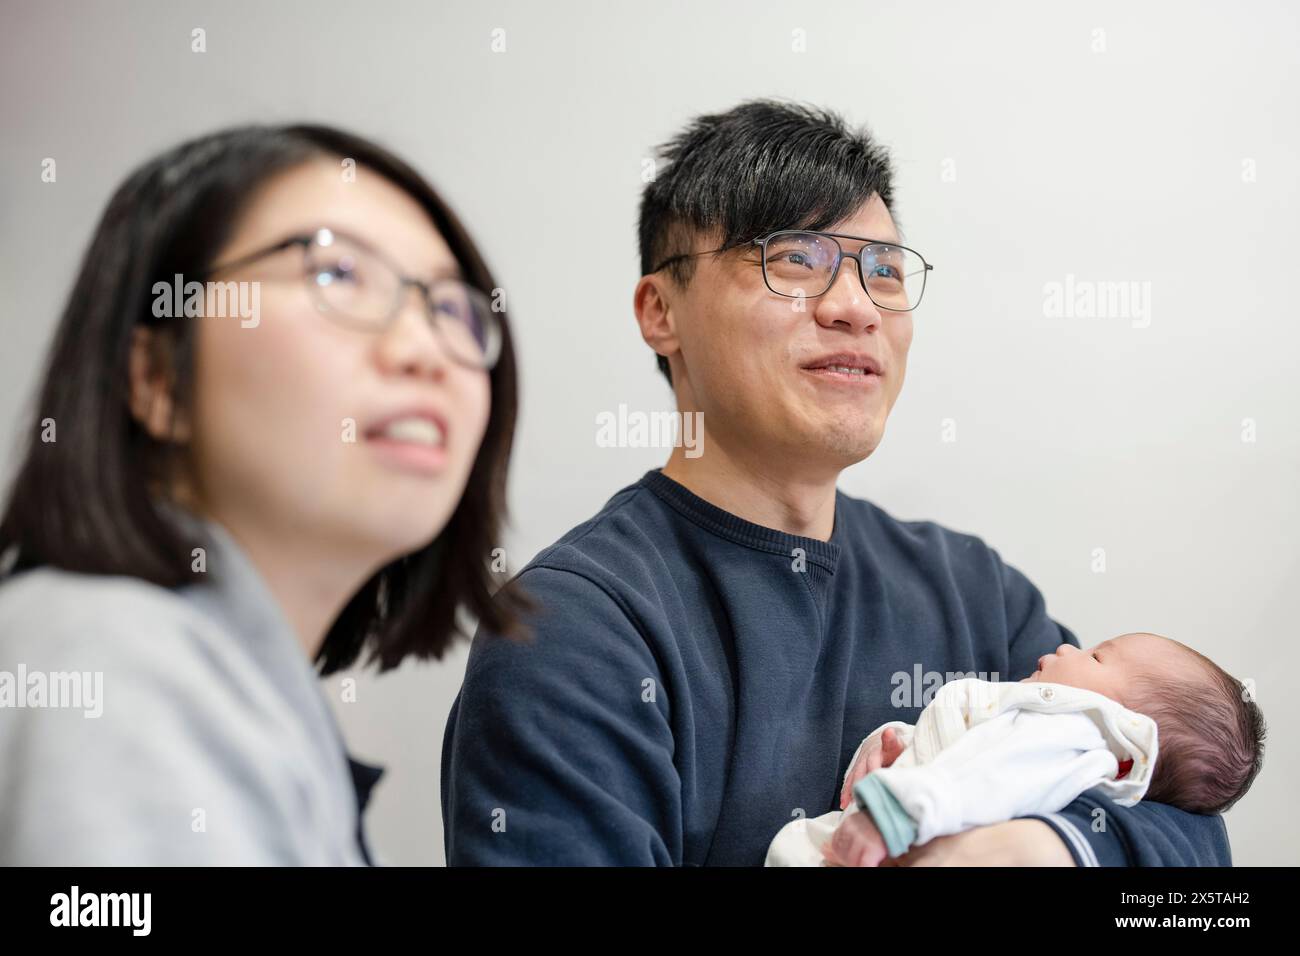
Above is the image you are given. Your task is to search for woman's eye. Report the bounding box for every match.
[316,264,357,285]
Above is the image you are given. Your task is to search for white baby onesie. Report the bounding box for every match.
[764,678,1159,866]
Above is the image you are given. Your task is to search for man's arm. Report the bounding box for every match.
[994,551,1233,866]
[997,548,1082,673]
[1022,790,1233,866]
[441,563,681,865]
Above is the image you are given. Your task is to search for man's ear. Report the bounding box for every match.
[128,325,188,442]
[633,273,681,369]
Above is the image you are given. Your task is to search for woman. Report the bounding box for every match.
[0,125,528,864]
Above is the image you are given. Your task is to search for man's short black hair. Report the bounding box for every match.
[638,99,898,385]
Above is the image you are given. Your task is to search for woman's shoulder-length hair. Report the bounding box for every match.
[0,123,531,674]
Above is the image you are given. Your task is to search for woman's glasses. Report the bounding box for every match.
[202,227,502,370]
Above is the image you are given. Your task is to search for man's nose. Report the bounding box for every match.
[813,258,882,333]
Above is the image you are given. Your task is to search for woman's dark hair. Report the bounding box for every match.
[638,99,898,385]
[0,124,530,674]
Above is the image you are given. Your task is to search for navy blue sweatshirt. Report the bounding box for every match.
[441,470,1231,866]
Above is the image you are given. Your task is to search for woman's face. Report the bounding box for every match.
[184,158,491,566]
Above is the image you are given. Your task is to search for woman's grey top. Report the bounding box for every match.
[0,514,372,865]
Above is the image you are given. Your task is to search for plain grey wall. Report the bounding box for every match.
[3,0,1296,865]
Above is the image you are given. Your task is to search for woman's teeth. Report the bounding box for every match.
[380,417,444,446]
[825,365,867,375]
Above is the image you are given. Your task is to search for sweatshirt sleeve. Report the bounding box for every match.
[441,564,681,865]
[1021,792,1233,866]
[995,549,1082,676]
[993,550,1233,867]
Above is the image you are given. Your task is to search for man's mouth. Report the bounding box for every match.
[801,352,883,384]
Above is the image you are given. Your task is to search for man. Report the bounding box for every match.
[440,100,1231,866]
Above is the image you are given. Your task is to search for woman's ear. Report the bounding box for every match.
[128,325,188,442]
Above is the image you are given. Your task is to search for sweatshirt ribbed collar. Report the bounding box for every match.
[639,469,842,573]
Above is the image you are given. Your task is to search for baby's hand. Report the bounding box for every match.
[822,807,889,868]
[839,727,906,810]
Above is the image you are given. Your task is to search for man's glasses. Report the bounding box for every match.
[654,230,933,313]
[202,227,502,370]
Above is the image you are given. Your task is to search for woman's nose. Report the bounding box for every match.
[375,289,450,379]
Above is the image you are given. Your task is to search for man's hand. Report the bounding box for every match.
[822,807,889,868]
[839,727,906,810]
[881,819,1076,867]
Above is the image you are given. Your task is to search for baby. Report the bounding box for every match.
[766,632,1266,867]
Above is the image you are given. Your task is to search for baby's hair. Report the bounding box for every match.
[1129,641,1265,815]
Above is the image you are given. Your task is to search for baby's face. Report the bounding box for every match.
[1020,632,1188,707]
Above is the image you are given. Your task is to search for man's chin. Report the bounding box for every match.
[820,423,883,466]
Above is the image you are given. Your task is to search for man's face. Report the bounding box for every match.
[669,195,914,474]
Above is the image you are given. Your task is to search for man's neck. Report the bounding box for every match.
[660,439,839,541]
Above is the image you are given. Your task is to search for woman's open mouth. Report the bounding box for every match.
[365,415,448,475]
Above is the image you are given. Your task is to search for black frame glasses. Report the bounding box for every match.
[652,230,934,312]
[201,227,502,370]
